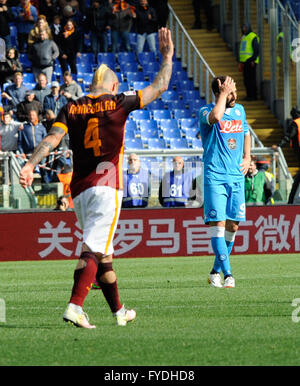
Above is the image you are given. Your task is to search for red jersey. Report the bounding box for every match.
[52,91,143,198]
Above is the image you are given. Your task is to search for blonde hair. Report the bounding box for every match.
[92,63,110,87]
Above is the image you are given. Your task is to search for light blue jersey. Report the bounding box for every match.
[199,103,249,183]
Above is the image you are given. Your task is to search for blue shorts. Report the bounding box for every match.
[203,180,246,223]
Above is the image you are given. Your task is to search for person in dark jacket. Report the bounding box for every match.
[134,0,158,55]
[109,0,135,53]
[84,0,111,57]
[0,0,13,49]
[28,28,59,83]
[272,107,300,166]
[288,170,300,204]
[57,18,81,75]
[16,89,43,122]
[0,48,23,89]
[18,109,47,156]
[43,81,68,116]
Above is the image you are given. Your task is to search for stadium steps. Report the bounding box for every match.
[168,0,299,177]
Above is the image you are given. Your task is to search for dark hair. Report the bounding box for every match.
[211,76,227,95]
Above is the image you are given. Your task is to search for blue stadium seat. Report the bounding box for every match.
[82,73,94,85]
[165,100,183,110]
[142,61,160,73]
[119,62,139,74]
[152,109,171,121]
[125,120,138,132]
[160,118,179,130]
[138,52,156,65]
[97,53,116,69]
[23,73,35,83]
[180,118,199,130]
[23,82,36,90]
[146,99,165,110]
[140,128,160,140]
[125,130,136,139]
[10,25,18,47]
[183,127,199,140]
[124,71,144,84]
[19,53,32,68]
[139,119,158,132]
[191,138,203,149]
[147,138,167,149]
[169,138,189,149]
[161,127,182,140]
[187,98,206,110]
[129,109,151,121]
[132,81,150,90]
[172,109,192,120]
[118,52,136,64]
[76,53,95,66]
[118,82,129,92]
[182,90,201,101]
[125,138,144,150]
[161,90,180,102]
[77,63,93,74]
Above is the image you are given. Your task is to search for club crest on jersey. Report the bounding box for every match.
[227,138,237,150]
[220,120,243,133]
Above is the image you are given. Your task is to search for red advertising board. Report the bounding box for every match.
[0,206,299,261]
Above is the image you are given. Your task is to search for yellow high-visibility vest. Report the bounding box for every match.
[240,32,259,64]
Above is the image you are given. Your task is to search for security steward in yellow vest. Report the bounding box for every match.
[272,107,300,166]
[239,23,259,101]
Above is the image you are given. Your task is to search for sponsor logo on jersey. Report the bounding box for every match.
[219,119,243,133]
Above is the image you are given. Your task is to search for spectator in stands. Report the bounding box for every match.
[17,108,50,182]
[1,72,28,113]
[28,14,53,45]
[134,0,158,55]
[32,72,51,106]
[39,0,60,24]
[192,0,214,31]
[109,0,135,53]
[239,23,259,101]
[50,14,63,46]
[44,81,68,115]
[11,0,38,53]
[272,107,300,166]
[42,108,56,132]
[28,28,60,83]
[148,0,168,28]
[288,170,300,204]
[245,156,273,205]
[159,156,194,207]
[54,194,71,211]
[57,18,81,75]
[0,48,23,90]
[60,71,82,101]
[84,0,111,57]
[122,153,150,208]
[255,156,275,204]
[16,89,43,122]
[17,109,47,156]
[0,110,23,152]
[0,0,13,50]
[59,0,80,12]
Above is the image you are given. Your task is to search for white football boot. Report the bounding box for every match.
[208,273,223,288]
[114,305,136,326]
[224,276,235,288]
[63,303,96,329]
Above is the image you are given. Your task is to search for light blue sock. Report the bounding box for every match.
[225,231,237,256]
[210,227,232,277]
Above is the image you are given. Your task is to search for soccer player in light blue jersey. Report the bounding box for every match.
[199,76,251,288]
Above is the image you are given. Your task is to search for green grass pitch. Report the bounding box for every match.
[1,254,300,366]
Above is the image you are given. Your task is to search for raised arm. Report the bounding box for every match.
[140,28,174,107]
[19,126,65,188]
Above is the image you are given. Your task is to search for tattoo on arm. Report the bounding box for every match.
[152,61,172,95]
[28,126,66,167]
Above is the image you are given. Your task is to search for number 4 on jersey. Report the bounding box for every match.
[84,118,102,156]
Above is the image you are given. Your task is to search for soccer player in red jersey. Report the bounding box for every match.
[19,28,174,328]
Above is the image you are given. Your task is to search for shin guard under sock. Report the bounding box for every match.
[69,252,99,307]
[97,262,122,313]
[210,226,232,277]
